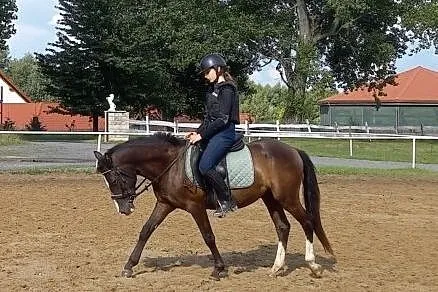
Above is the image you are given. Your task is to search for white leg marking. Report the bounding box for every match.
[113,200,120,213]
[305,239,315,262]
[306,238,322,277]
[270,242,286,275]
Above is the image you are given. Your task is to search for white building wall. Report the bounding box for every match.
[0,78,27,103]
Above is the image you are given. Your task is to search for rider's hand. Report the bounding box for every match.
[185,132,195,139]
[189,133,202,144]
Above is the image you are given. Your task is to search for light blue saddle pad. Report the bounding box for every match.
[184,145,255,189]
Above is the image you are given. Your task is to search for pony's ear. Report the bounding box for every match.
[94,151,104,161]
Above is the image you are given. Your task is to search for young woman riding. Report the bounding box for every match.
[185,53,240,217]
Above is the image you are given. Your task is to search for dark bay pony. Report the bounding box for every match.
[94,132,333,279]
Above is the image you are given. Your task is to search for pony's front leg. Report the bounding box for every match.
[122,201,174,278]
[190,208,226,280]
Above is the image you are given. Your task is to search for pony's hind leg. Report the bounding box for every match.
[262,192,290,277]
[282,203,322,277]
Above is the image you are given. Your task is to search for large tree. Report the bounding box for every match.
[38,0,438,126]
[37,0,125,131]
[114,0,258,119]
[0,0,17,54]
[37,0,255,126]
[229,0,438,122]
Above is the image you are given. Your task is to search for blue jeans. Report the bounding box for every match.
[199,123,235,175]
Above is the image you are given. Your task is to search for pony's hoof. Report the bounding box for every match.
[210,268,228,280]
[121,268,133,278]
[269,266,285,277]
[308,262,322,278]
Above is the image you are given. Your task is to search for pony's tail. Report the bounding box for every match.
[297,149,334,255]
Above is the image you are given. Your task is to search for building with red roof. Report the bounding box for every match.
[319,66,438,131]
[0,70,104,131]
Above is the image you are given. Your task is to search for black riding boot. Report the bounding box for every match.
[204,169,236,218]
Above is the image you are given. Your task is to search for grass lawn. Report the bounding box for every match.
[278,137,438,164]
[2,165,436,177]
[0,134,23,145]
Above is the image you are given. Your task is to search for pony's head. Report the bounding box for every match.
[94,151,137,215]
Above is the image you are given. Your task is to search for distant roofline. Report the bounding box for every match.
[320,66,438,104]
[0,70,32,103]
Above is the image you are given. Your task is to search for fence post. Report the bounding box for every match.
[146,115,150,134]
[276,120,280,140]
[412,138,416,169]
[174,119,178,134]
[96,134,102,168]
[245,120,251,143]
[335,122,339,134]
[349,139,353,157]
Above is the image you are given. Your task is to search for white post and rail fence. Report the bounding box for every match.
[1,116,438,169]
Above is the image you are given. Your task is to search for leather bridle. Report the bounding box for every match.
[100,143,189,200]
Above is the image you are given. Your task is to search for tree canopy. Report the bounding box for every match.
[0,0,17,53]
[36,0,438,127]
[5,54,54,101]
[37,0,256,129]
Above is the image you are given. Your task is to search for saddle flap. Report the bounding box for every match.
[185,144,254,190]
[229,133,244,152]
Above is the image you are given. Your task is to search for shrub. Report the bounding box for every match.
[25,116,46,131]
[0,118,16,130]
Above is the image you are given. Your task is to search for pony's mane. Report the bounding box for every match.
[107,132,186,155]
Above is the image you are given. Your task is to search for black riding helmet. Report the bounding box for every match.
[199,53,227,74]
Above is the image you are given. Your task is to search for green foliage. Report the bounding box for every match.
[37,0,119,131]
[240,82,287,122]
[316,166,437,177]
[37,0,254,125]
[283,138,438,164]
[228,0,437,121]
[0,49,10,69]
[5,54,55,101]
[0,134,22,145]
[242,72,335,123]
[0,118,16,130]
[401,1,438,50]
[35,0,438,126]
[25,116,47,131]
[0,0,17,53]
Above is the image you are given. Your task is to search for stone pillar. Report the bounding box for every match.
[105,111,129,142]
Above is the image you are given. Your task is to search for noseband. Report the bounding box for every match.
[101,167,139,200]
[100,143,189,200]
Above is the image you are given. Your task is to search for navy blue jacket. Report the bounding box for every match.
[197,81,239,140]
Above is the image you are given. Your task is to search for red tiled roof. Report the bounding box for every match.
[0,70,32,102]
[320,66,438,104]
[1,102,105,131]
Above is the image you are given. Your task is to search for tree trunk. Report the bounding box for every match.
[281,0,316,123]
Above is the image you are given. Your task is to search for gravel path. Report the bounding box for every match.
[0,141,437,171]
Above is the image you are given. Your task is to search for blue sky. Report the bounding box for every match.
[7,0,438,85]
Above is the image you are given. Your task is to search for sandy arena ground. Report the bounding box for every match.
[0,173,436,291]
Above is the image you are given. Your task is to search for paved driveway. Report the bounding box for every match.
[0,141,437,171]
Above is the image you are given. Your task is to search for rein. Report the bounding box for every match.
[135,143,190,196]
[103,143,190,199]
